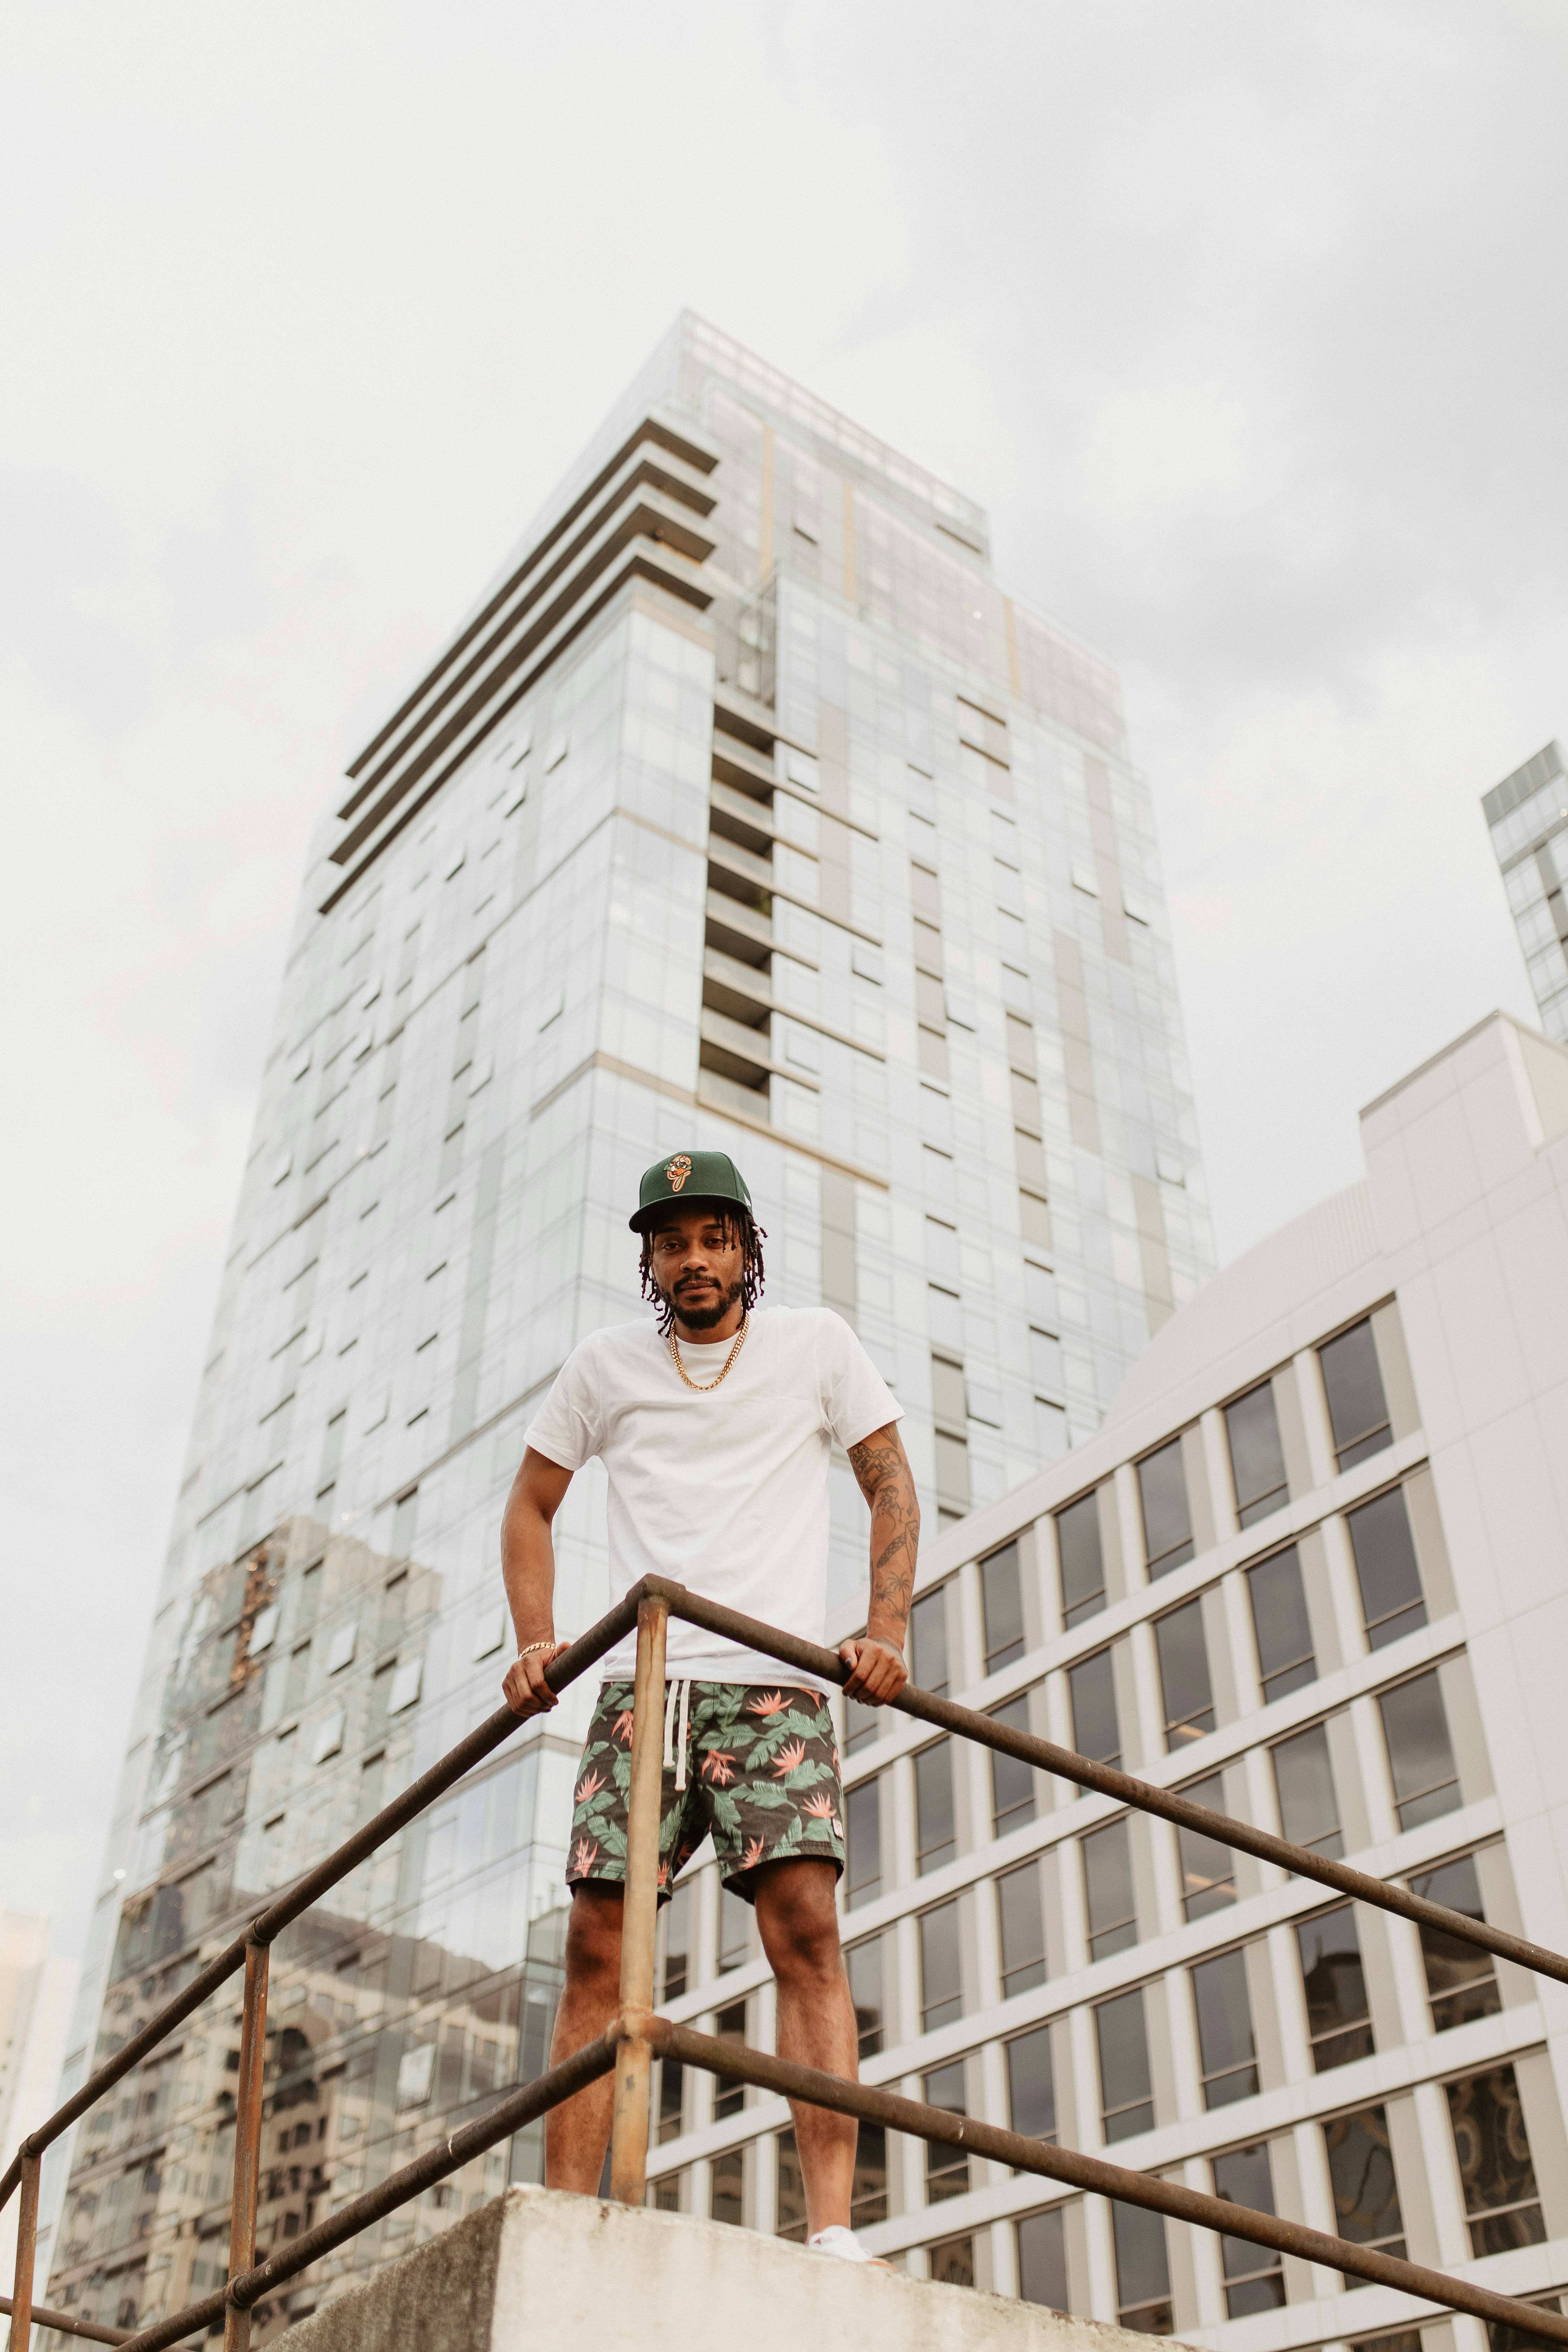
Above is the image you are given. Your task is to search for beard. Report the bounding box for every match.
[663,1274,744,1331]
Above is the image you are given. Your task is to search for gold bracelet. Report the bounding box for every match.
[516,1639,555,1660]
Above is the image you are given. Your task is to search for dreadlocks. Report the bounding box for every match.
[639,1208,767,1338]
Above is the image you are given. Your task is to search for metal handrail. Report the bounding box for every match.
[6,1573,1568,2351]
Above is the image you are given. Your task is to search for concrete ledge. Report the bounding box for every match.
[285,2184,1198,2352]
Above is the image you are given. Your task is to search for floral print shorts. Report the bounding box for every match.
[566,1680,846,1905]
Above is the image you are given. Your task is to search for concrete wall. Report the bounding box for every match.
[287,2186,1200,2352]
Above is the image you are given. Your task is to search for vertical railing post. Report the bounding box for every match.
[223,1935,270,2352]
[609,1594,668,2205]
[9,2148,39,2352]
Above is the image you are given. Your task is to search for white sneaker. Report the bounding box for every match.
[807,2225,890,2269]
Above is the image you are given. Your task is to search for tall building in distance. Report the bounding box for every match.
[41,315,1212,2340]
[654,1010,1568,2325]
[1486,740,1568,1044]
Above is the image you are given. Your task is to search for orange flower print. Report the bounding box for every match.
[701,1749,738,1786]
[802,1792,837,1821]
[571,1836,599,1876]
[612,1709,635,1744]
[575,1766,607,1805]
[657,1860,670,1888]
[771,1737,808,1777]
[746,1689,787,1716]
[742,1837,765,1871]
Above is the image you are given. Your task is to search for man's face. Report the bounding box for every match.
[648,1208,745,1332]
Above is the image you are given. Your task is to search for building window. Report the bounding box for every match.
[982,1541,1026,1673]
[1410,1853,1500,2031]
[775,2129,806,2243]
[915,1739,957,1874]
[1113,2200,1172,2333]
[1055,1492,1106,1628]
[717,1885,750,1975]
[930,1353,966,1426]
[1226,1382,1290,1527]
[933,1428,970,1518]
[998,1862,1047,1997]
[1069,1648,1120,1768]
[712,2002,746,2118]
[1176,1772,1237,1918]
[1247,1546,1317,1702]
[1319,1318,1392,1471]
[928,2235,975,2286]
[919,1901,962,2031]
[1272,1720,1342,1856]
[1347,1488,1427,1650]
[710,2146,744,2227]
[1095,1987,1154,2141]
[1213,2142,1285,2315]
[1007,2024,1057,2143]
[924,2062,969,2203]
[1016,2204,1068,2308]
[909,1585,950,1695]
[1296,1904,1373,2069]
[658,1883,690,2003]
[649,2170,683,2212]
[656,2055,684,2145]
[1379,1671,1461,1830]
[1191,1947,1259,2107]
[1083,1818,1138,1959]
[846,1935,884,2059]
[1138,1437,1194,1577]
[844,1692,882,1754]
[1447,2066,1546,2256]
[852,2123,888,2230]
[1324,2105,1405,2259]
[989,1693,1038,1836]
[1155,1600,1215,1746]
[845,1778,881,1909]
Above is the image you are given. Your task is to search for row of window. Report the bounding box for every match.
[663,1839,1502,2160]
[1060,1310,1396,1615]
[652,2054,1548,2335]
[843,1656,1464,1933]
[850,1442,1426,1797]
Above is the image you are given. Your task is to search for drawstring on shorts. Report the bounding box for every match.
[662,1677,693,1792]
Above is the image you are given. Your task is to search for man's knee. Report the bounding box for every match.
[564,1883,624,1986]
[754,1863,844,1981]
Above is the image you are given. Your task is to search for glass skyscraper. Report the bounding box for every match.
[1485,740,1568,1044]
[39,314,1211,2339]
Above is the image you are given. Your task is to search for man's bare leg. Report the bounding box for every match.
[543,1885,623,2191]
[752,1859,860,2235]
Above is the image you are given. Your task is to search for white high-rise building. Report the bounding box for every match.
[41,315,1212,2342]
[1486,741,1568,1045]
[635,1008,1568,2341]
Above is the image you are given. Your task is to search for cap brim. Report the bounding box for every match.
[629,1194,748,1234]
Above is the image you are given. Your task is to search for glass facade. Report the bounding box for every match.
[1485,738,1568,1043]
[41,314,1211,2339]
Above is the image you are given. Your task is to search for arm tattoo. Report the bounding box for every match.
[848,1424,920,1639]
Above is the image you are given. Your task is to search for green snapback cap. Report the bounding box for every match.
[630,1149,753,1233]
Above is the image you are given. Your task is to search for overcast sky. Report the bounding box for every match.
[4,0,1565,1957]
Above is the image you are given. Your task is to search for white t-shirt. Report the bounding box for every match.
[524,1306,902,1690]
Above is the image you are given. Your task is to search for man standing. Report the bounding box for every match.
[500,1150,918,2262]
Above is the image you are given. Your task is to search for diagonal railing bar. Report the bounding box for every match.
[650,1577,1568,1989]
[0,2292,130,2345]
[647,2018,1568,2348]
[107,2034,620,2352]
[11,1569,1568,2352]
[0,1594,639,2214]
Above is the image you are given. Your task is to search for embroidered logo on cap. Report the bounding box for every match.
[665,1155,693,1192]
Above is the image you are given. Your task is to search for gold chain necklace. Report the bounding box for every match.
[668,1315,750,1393]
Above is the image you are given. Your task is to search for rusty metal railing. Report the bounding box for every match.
[7,1573,1568,2351]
